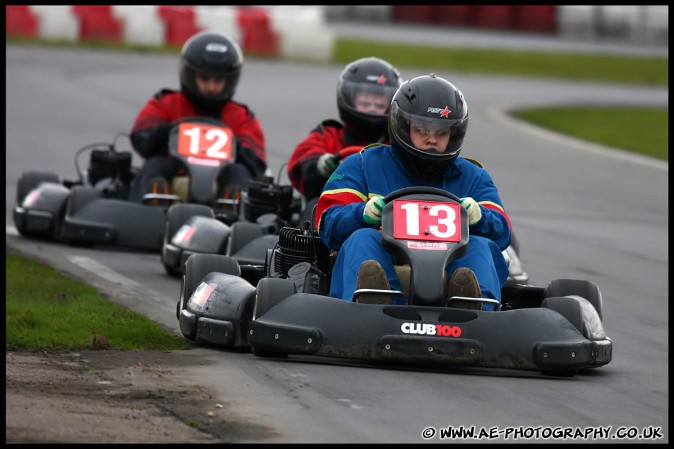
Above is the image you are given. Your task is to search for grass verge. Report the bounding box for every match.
[511,106,668,161]
[6,251,189,351]
[334,38,668,86]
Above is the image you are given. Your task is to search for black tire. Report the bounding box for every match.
[228,221,265,257]
[162,203,214,276]
[252,277,296,320]
[177,254,240,320]
[16,170,60,204]
[544,279,603,320]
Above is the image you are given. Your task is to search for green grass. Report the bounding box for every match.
[511,106,668,161]
[6,251,190,351]
[334,38,668,86]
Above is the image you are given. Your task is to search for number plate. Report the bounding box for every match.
[392,199,461,242]
[176,122,234,161]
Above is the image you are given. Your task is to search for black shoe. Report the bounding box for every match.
[446,267,483,310]
[355,260,392,304]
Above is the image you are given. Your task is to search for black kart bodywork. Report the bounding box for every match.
[178,187,611,376]
[161,174,302,277]
[13,138,167,251]
[13,117,256,252]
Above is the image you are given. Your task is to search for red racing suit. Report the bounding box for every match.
[287,119,386,202]
[131,88,266,174]
[128,89,267,203]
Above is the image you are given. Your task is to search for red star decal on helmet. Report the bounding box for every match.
[377,75,387,85]
[441,106,451,118]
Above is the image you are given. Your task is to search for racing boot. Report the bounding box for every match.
[355,260,392,304]
[446,267,483,310]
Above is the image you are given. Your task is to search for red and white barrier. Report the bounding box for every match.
[5,5,334,62]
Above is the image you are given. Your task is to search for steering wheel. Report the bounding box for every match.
[383,186,460,204]
[380,186,468,306]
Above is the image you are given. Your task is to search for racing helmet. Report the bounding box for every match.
[179,30,244,110]
[337,57,402,142]
[389,74,469,174]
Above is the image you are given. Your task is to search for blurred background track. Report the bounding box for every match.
[6,5,668,61]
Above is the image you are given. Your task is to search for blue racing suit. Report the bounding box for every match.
[315,144,511,310]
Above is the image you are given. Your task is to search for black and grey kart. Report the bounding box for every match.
[161,171,303,278]
[164,145,527,285]
[178,186,610,376]
[13,117,247,252]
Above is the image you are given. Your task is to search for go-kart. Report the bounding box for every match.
[160,170,304,278]
[13,117,252,252]
[163,143,528,284]
[177,186,610,376]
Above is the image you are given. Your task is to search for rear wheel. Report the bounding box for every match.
[163,203,214,277]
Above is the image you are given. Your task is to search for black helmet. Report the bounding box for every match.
[337,57,402,142]
[389,74,468,173]
[179,30,243,110]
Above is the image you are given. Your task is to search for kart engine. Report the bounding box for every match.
[244,176,294,223]
[273,224,335,293]
[88,145,133,199]
[89,146,132,186]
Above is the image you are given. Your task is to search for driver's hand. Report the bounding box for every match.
[154,122,171,145]
[363,195,385,226]
[317,153,339,178]
[460,197,482,226]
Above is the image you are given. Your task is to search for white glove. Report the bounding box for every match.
[363,196,386,226]
[460,197,482,226]
[317,153,339,178]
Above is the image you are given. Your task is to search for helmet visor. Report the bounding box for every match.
[338,79,398,118]
[390,102,466,157]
